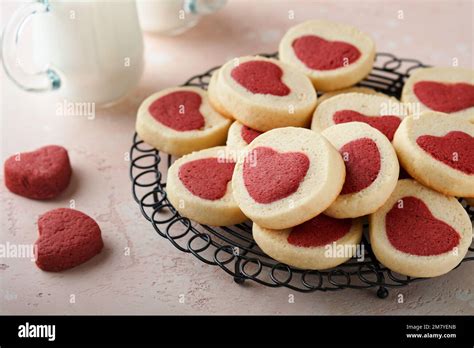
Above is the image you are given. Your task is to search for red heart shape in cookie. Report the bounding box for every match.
[231,61,291,96]
[416,131,474,175]
[241,125,263,144]
[386,196,460,256]
[288,214,352,247]
[243,146,310,204]
[414,81,474,113]
[333,110,401,141]
[35,208,103,272]
[339,138,381,194]
[148,91,205,131]
[4,145,72,200]
[292,35,361,70]
[179,158,235,200]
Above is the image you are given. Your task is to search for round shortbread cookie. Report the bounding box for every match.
[401,67,474,122]
[217,55,317,131]
[322,122,399,218]
[316,86,384,107]
[226,121,264,149]
[136,86,231,156]
[232,127,345,230]
[167,146,247,226]
[253,215,363,270]
[312,92,407,141]
[393,111,474,197]
[279,20,376,92]
[370,179,472,278]
[207,69,234,119]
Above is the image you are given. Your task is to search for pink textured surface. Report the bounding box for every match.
[1,0,473,315]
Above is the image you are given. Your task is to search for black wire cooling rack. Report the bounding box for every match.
[129,53,474,298]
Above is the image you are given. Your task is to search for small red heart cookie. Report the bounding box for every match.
[370,179,472,278]
[226,121,264,149]
[312,92,406,141]
[4,145,72,200]
[167,146,246,226]
[35,208,103,272]
[279,20,376,91]
[322,122,399,218]
[393,111,474,197]
[232,127,345,230]
[402,67,474,122]
[215,56,317,131]
[136,86,231,156]
[253,215,363,270]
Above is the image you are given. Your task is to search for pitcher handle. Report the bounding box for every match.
[1,0,61,92]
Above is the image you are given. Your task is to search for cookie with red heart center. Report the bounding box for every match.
[322,122,399,218]
[312,92,407,141]
[226,121,264,149]
[393,111,474,197]
[4,145,72,200]
[167,146,246,226]
[215,56,317,131]
[402,67,474,122]
[136,86,231,156]
[232,127,345,230]
[253,215,363,270]
[370,179,472,278]
[35,208,103,272]
[279,20,376,91]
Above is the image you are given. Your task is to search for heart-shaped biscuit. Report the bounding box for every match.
[339,138,381,194]
[35,208,103,272]
[414,81,474,113]
[4,145,72,200]
[333,110,401,141]
[385,196,460,256]
[243,146,310,204]
[179,158,235,200]
[292,35,361,70]
[231,61,291,96]
[148,91,205,131]
[416,131,474,175]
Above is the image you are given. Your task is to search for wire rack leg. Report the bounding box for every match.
[377,286,389,299]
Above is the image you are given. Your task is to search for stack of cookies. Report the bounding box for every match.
[136,20,474,279]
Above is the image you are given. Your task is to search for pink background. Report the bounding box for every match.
[1,0,473,314]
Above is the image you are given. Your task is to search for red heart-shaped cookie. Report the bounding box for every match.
[231,61,291,96]
[339,138,381,194]
[148,91,205,131]
[4,145,72,200]
[333,110,401,141]
[243,146,310,203]
[288,214,352,247]
[414,81,474,113]
[416,131,474,175]
[241,125,263,144]
[179,158,235,200]
[386,196,460,256]
[35,208,103,272]
[292,35,361,70]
